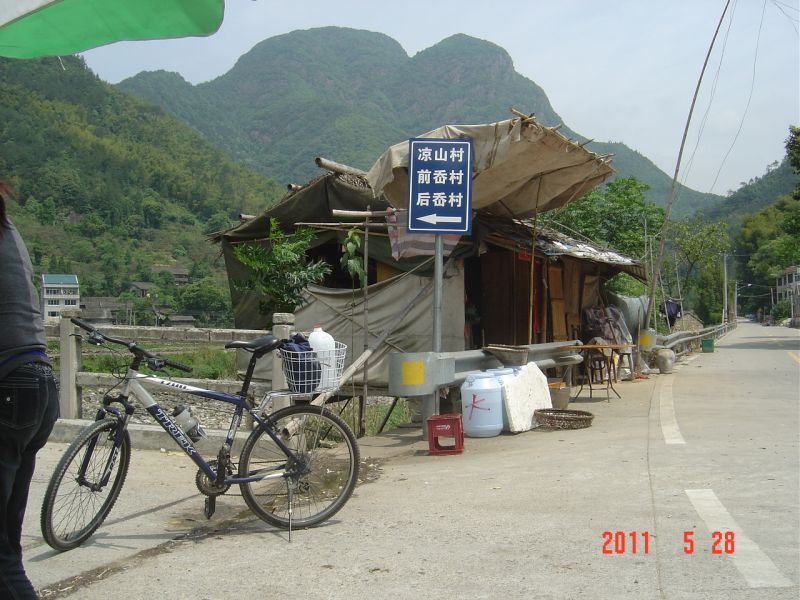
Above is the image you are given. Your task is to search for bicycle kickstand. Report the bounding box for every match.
[204,496,216,519]
[287,483,294,542]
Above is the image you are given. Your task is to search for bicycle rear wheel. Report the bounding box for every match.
[40,418,131,551]
[239,404,359,529]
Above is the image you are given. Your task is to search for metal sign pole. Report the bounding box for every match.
[406,137,472,440]
[423,234,444,438]
[433,234,443,354]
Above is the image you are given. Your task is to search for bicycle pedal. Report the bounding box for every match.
[204,496,216,519]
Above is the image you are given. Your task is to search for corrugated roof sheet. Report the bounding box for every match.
[477,215,646,281]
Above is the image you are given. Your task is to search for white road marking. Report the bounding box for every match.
[685,489,794,588]
[659,377,685,444]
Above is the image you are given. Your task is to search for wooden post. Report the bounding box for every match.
[359,207,369,437]
[58,309,82,419]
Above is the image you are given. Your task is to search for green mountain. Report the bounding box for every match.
[697,158,799,230]
[119,27,721,216]
[0,56,283,301]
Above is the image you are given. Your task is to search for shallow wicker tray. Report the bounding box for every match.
[534,409,594,430]
[483,344,529,366]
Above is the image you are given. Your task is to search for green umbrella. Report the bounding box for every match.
[0,0,224,58]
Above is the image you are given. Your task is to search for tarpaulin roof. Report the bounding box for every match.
[214,170,645,282]
[366,116,614,218]
[212,172,440,277]
[0,0,224,58]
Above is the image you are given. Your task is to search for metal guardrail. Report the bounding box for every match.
[445,340,584,385]
[388,340,584,396]
[654,322,735,357]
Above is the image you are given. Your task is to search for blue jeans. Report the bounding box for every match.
[0,363,59,599]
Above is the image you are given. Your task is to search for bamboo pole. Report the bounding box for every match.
[294,222,389,229]
[360,206,370,437]
[315,157,368,177]
[331,209,392,219]
[643,0,731,330]
[509,107,535,122]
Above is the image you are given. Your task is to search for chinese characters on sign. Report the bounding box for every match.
[408,138,473,234]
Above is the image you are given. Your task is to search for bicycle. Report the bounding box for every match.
[40,317,359,551]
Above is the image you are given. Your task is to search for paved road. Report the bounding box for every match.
[21,321,799,599]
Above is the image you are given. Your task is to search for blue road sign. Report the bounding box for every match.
[407,138,472,234]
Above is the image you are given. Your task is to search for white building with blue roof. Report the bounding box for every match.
[41,274,80,323]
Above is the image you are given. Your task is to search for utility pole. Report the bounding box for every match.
[722,252,728,324]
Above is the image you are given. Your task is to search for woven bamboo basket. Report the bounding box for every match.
[483,344,529,367]
[534,409,594,430]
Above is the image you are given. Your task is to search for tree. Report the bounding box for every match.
[786,126,800,182]
[668,217,730,299]
[771,299,791,322]
[233,218,330,320]
[541,177,665,260]
[178,277,231,325]
[541,177,665,296]
[736,195,800,284]
[694,264,724,325]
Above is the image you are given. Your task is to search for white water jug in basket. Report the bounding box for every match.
[309,324,336,389]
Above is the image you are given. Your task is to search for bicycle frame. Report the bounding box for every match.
[99,369,299,486]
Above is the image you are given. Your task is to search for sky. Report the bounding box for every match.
[81,0,800,199]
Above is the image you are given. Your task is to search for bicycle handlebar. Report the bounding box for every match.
[70,317,193,373]
[160,358,193,373]
[70,317,96,333]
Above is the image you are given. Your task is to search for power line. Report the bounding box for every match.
[772,0,799,11]
[644,0,733,331]
[709,0,769,192]
[770,0,799,33]
[681,0,739,188]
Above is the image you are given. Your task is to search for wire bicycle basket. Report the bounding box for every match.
[279,341,347,393]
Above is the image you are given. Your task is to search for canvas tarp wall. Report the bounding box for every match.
[241,260,465,389]
[366,117,613,218]
[216,172,465,330]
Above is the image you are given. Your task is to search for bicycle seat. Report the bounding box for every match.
[225,335,281,355]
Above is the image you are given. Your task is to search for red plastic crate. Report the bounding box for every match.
[427,413,464,456]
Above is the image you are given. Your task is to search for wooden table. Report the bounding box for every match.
[560,343,633,401]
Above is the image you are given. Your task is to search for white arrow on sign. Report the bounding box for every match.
[416,213,462,225]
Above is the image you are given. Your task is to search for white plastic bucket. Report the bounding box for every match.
[460,372,503,438]
[487,368,517,431]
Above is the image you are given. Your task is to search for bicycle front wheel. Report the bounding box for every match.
[40,418,131,551]
[239,404,359,529]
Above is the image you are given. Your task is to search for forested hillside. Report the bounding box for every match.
[732,126,800,318]
[697,158,799,231]
[0,55,283,313]
[119,27,721,216]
